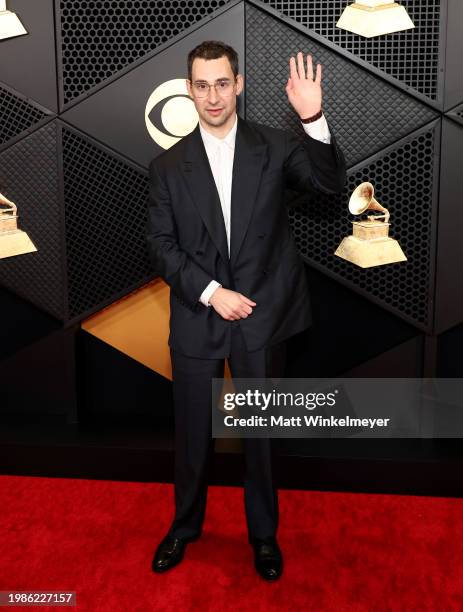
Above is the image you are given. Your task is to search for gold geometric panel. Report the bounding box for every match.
[81,279,172,380]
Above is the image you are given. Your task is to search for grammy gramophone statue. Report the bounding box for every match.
[0,191,37,259]
[334,182,406,268]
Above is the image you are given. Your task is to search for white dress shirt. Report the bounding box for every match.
[198,112,331,306]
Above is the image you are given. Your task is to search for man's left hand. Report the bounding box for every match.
[286,51,322,120]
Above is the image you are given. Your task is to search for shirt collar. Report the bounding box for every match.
[199,113,238,151]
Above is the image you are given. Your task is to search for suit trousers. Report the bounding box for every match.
[168,320,286,544]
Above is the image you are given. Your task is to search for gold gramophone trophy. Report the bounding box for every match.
[334,182,406,268]
[0,192,37,259]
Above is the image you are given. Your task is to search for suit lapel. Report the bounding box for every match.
[181,123,229,264]
[181,116,268,268]
[229,116,268,267]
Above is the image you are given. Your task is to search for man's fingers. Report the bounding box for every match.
[306,54,313,81]
[214,293,256,321]
[227,305,251,320]
[289,56,298,80]
[232,306,250,318]
[220,305,235,320]
[213,300,241,321]
[296,51,305,80]
[290,53,321,84]
[239,294,256,306]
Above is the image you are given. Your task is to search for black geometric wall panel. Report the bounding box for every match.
[342,336,424,378]
[245,4,438,168]
[61,125,151,319]
[288,121,440,332]
[0,325,76,418]
[0,121,65,320]
[434,118,463,334]
[443,0,463,110]
[58,0,230,106]
[61,1,245,168]
[0,0,58,113]
[0,83,52,151]
[262,0,443,102]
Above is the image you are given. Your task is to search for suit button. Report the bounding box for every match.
[258,233,266,239]
[263,268,269,275]
[196,250,204,255]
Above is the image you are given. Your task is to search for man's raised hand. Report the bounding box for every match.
[286,51,322,120]
[209,287,256,321]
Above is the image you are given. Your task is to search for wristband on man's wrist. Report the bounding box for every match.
[301,109,323,124]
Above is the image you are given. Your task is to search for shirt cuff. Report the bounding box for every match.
[301,113,331,144]
[199,280,222,307]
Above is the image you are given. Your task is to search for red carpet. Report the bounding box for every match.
[1,475,463,611]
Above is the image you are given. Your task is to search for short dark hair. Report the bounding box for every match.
[187,40,239,81]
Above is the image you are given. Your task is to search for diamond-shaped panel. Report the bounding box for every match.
[288,123,439,331]
[62,126,152,319]
[61,0,245,169]
[245,4,438,168]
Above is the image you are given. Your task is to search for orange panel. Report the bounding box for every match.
[81,279,172,380]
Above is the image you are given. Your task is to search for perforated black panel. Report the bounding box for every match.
[59,0,229,105]
[0,122,65,320]
[262,0,442,101]
[288,124,438,330]
[245,4,438,168]
[0,84,49,149]
[62,126,152,319]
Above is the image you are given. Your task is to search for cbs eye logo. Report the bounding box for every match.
[145,79,199,150]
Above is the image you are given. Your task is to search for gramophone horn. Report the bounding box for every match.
[348,182,390,223]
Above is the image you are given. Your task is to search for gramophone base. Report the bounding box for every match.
[334,236,407,268]
[0,229,37,259]
[0,10,28,41]
[336,3,414,38]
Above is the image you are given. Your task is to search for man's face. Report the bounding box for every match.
[186,56,243,129]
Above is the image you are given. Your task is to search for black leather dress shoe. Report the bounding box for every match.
[252,536,283,581]
[152,534,187,573]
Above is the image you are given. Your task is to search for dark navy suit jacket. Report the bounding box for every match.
[146,115,346,358]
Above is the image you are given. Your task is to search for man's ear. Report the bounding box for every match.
[185,78,193,98]
[236,73,244,96]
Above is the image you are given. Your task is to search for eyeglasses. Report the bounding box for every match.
[190,78,236,98]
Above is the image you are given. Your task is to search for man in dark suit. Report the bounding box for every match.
[147,40,346,580]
